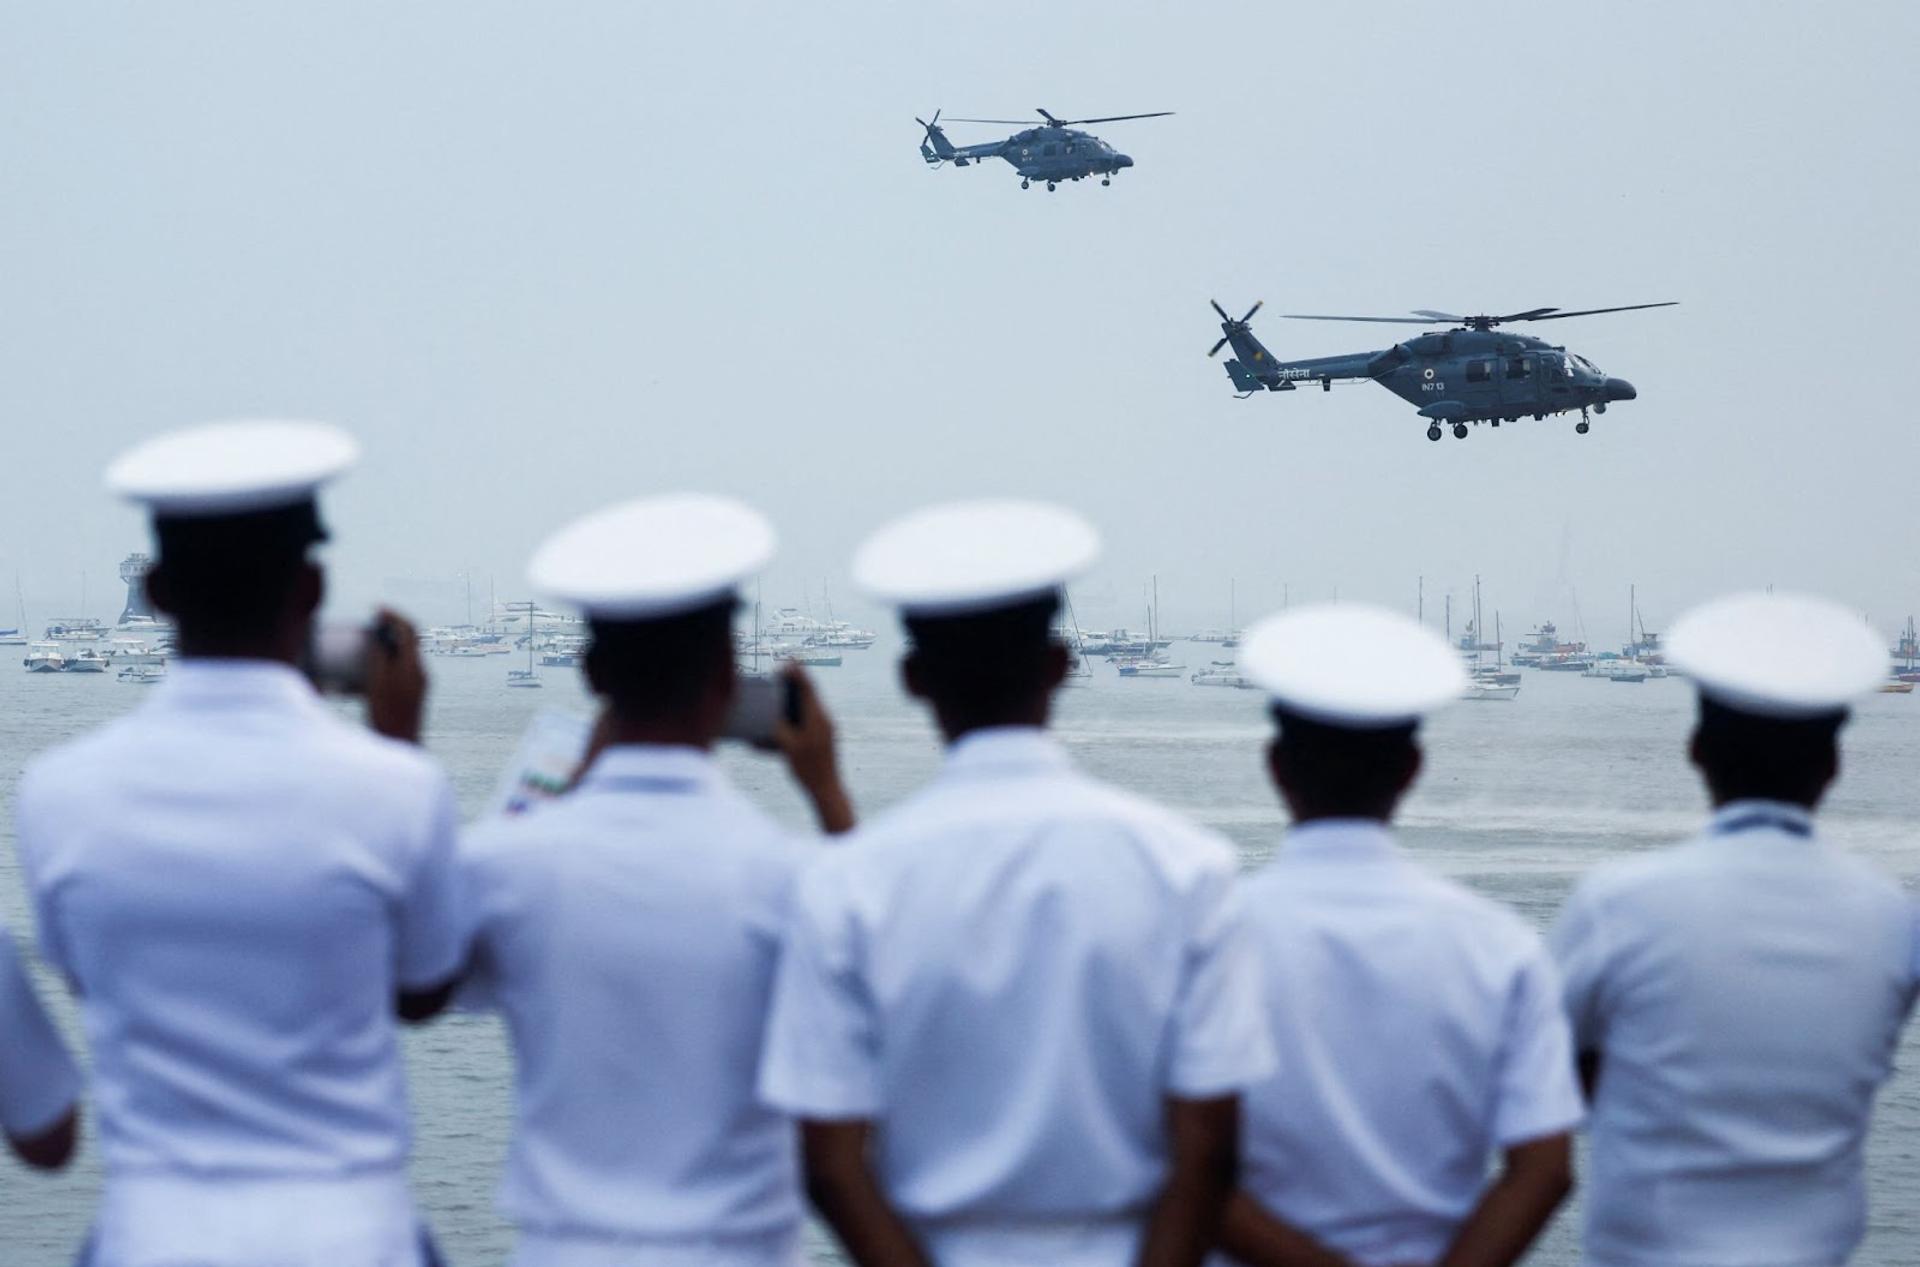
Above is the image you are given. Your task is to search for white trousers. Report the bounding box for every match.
[511,1227,802,1267]
[85,1171,427,1267]
[914,1216,1145,1267]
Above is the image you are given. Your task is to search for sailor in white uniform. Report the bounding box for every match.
[759,500,1276,1267]
[0,916,80,1172]
[458,495,855,1267]
[15,420,463,1266]
[1221,606,1581,1267]
[1551,592,1919,1267]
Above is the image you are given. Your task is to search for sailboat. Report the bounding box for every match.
[1116,576,1185,678]
[1061,593,1093,686]
[1462,577,1520,701]
[507,601,541,688]
[1892,617,1919,684]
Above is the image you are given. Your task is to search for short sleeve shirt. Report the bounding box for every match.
[460,745,807,1244]
[1234,821,1582,1267]
[758,727,1274,1222]
[15,660,462,1177]
[1551,801,1920,1267]
[0,919,78,1139]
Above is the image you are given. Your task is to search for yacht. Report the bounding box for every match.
[506,669,542,689]
[776,645,843,668]
[65,648,110,673]
[1461,681,1521,702]
[117,663,166,685]
[0,628,24,647]
[24,642,65,673]
[1191,662,1253,688]
[1117,655,1185,679]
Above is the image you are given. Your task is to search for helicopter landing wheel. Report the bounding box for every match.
[1021,179,1030,189]
[1102,177,1111,186]
[1452,424,1469,440]
[1426,426,1443,442]
[1576,420,1590,434]
[1047,182,1057,191]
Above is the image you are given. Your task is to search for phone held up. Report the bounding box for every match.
[303,616,401,696]
[721,673,802,745]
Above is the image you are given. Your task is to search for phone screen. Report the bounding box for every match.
[722,675,784,744]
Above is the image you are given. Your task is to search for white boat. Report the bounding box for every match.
[0,628,24,647]
[24,642,65,673]
[1602,662,1650,683]
[506,669,542,689]
[1461,682,1521,702]
[118,663,166,685]
[1191,662,1253,688]
[507,602,542,687]
[1117,655,1185,678]
[1878,678,1915,695]
[65,648,110,673]
[775,645,843,668]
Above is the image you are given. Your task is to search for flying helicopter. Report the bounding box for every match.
[916,108,1172,190]
[1208,300,1676,441]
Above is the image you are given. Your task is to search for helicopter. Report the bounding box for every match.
[1208,300,1676,441]
[916,108,1172,191]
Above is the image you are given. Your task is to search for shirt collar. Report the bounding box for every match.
[579,744,719,795]
[1709,799,1816,839]
[1281,818,1402,861]
[943,726,1074,777]
[156,658,322,710]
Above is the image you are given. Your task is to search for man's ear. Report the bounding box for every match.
[901,651,928,701]
[145,566,175,618]
[294,562,324,618]
[1043,642,1070,690]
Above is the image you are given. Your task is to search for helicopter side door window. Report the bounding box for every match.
[1044,142,1059,157]
[1506,357,1532,379]
[1466,359,1494,384]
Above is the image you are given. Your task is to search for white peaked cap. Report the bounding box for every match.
[528,494,776,620]
[105,419,360,516]
[1241,602,1468,728]
[853,499,1101,616]
[1668,591,1888,719]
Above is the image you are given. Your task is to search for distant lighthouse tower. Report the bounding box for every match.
[118,552,156,625]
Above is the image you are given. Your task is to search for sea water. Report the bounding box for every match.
[2,644,1917,1265]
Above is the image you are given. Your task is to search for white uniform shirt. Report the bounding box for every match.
[0,919,79,1142]
[1230,821,1582,1267]
[15,661,461,1263]
[759,728,1274,1262]
[460,746,807,1265]
[1552,800,1920,1267]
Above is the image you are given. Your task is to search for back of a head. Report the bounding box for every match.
[1667,591,1886,811]
[903,594,1062,727]
[151,506,320,644]
[1270,707,1421,821]
[586,601,736,724]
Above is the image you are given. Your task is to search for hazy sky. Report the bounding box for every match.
[2,3,1916,647]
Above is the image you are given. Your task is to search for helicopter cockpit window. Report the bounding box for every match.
[1466,359,1494,384]
[1506,356,1532,379]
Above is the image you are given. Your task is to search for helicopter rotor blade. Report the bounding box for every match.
[1489,307,1561,323]
[1209,337,1231,358]
[1282,313,1449,324]
[1517,302,1679,321]
[1210,299,1231,322]
[946,117,1039,125]
[1410,310,1466,321]
[1058,111,1175,125]
[1240,300,1263,324]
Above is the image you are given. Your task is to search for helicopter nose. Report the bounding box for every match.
[1603,377,1637,402]
[1116,154,1134,168]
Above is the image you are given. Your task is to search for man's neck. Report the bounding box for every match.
[604,714,715,751]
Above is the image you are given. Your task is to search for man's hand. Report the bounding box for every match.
[772,667,855,835]
[365,609,428,744]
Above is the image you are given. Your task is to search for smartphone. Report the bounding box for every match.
[304,617,398,696]
[722,673,801,744]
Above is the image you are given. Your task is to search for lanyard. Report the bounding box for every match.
[1713,812,1813,839]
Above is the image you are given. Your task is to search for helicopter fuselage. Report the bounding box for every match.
[923,124,1133,187]
[1221,324,1637,434]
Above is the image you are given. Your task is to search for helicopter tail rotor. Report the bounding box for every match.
[1209,299,1264,357]
[916,110,955,165]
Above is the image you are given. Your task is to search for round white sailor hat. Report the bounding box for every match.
[106,419,360,518]
[1668,591,1887,719]
[529,493,776,620]
[852,499,1101,617]
[1241,602,1468,728]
